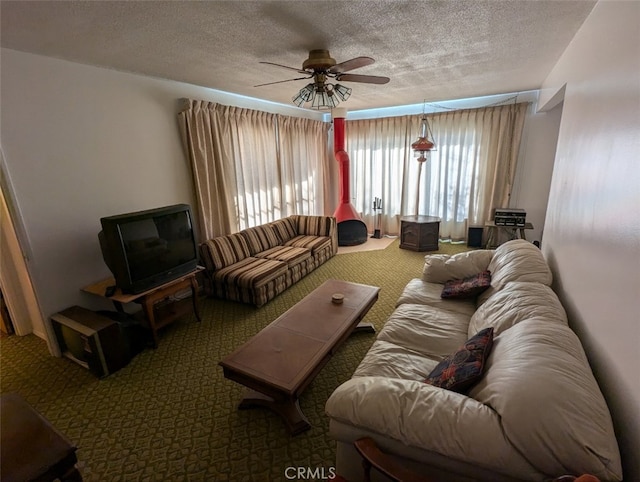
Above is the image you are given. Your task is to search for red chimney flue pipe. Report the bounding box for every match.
[332,108,367,246]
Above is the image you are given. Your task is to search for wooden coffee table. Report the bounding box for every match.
[219,279,380,435]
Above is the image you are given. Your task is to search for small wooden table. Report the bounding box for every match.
[82,267,203,348]
[399,215,440,251]
[484,221,534,248]
[219,279,380,435]
[1,393,82,482]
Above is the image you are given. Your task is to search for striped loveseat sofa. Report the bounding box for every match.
[200,215,338,307]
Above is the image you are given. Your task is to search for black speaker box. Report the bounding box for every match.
[467,227,484,248]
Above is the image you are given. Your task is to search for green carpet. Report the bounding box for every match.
[0,240,472,481]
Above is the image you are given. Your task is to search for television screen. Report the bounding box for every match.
[99,204,198,293]
[119,210,196,281]
[56,322,90,367]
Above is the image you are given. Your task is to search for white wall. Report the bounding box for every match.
[539,1,640,479]
[0,48,322,334]
[510,98,562,244]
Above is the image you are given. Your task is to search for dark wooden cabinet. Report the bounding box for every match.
[400,215,441,251]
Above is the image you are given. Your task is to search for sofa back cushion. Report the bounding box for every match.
[269,217,298,243]
[477,239,552,306]
[422,250,494,283]
[468,281,568,338]
[200,233,250,271]
[294,215,334,236]
[241,225,280,255]
[469,319,622,480]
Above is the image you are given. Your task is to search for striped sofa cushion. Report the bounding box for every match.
[252,277,289,307]
[284,235,332,254]
[269,217,298,243]
[213,257,288,289]
[201,233,250,271]
[241,225,280,255]
[294,215,334,237]
[256,246,311,268]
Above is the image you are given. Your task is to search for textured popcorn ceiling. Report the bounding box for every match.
[0,1,596,111]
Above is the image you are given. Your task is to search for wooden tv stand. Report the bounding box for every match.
[82,267,203,348]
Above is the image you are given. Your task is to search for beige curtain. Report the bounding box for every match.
[349,115,414,236]
[467,103,529,226]
[179,99,331,239]
[226,107,280,229]
[178,99,236,241]
[346,102,530,240]
[276,115,331,218]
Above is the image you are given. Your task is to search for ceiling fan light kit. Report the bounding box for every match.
[261,49,389,110]
[292,84,315,106]
[333,84,352,101]
[311,90,335,109]
[293,81,352,109]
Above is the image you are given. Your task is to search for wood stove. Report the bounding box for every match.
[332,109,367,246]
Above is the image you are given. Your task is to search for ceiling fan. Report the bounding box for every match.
[255,49,390,109]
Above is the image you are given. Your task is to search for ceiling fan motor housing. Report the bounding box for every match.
[303,49,336,71]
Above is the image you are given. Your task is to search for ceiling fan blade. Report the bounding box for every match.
[329,56,375,74]
[254,76,311,87]
[259,61,307,74]
[336,73,390,85]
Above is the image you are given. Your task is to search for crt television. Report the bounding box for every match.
[51,306,130,378]
[99,204,198,294]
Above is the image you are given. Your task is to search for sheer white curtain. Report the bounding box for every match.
[346,102,530,240]
[179,100,331,237]
[277,115,331,218]
[349,115,414,236]
[225,107,281,229]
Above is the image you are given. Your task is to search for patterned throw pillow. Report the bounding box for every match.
[441,270,492,299]
[424,327,494,393]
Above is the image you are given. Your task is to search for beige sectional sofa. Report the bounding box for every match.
[325,240,622,482]
[200,215,337,307]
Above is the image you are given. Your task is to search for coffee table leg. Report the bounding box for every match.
[238,390,311,435]
[355,322,376,333]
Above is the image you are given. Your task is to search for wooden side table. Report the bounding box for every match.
[1,393,82,482]
[399,216,441,251]
[483,221,534,248]
[82,267,203,348]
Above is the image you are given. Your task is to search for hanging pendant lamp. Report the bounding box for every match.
[412,105,437,215]
[412,113,436,162]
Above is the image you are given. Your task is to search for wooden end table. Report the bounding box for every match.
[399,215,440,251]
[219,279,380,435]
[82,267,203,348]
[484,221,534,248]
[1,393,82,481]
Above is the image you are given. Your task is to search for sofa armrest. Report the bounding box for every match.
[354,437,435,482]
[353,439,601,482]
[327,216,338,255]
[326,377,535,477]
